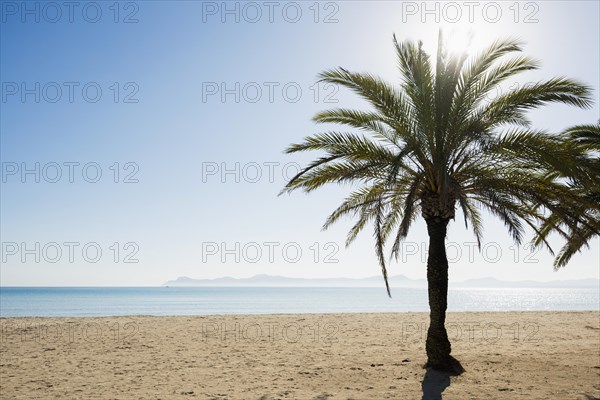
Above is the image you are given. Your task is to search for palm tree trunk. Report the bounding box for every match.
[424,216,461,373]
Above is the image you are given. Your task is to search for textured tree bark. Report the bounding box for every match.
[424,216,463,374]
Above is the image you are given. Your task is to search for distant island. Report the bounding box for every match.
[163,274,599,288]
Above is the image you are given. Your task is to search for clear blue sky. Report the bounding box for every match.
[1,1,599,285]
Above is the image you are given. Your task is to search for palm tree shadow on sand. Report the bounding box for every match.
[421,367,463,400]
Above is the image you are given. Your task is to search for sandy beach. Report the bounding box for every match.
[1,312,598,399]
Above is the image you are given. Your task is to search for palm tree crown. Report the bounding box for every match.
[282,35,594,296]
[534,122,600,267]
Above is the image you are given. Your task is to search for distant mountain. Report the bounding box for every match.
[163,275,599,288]
[163,274,426,288]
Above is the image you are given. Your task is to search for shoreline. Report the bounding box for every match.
[1,309,599,319]
[1,311,598,399]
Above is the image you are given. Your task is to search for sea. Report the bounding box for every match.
[0,287,598,317]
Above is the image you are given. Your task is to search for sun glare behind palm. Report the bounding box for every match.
[443,28,475,56]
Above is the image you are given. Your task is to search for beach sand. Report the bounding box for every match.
[1,312,598,399]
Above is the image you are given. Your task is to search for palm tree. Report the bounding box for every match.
[281,34,593,373]
[534,122,600,267]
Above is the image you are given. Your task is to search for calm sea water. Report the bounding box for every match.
[0,287,598,317]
